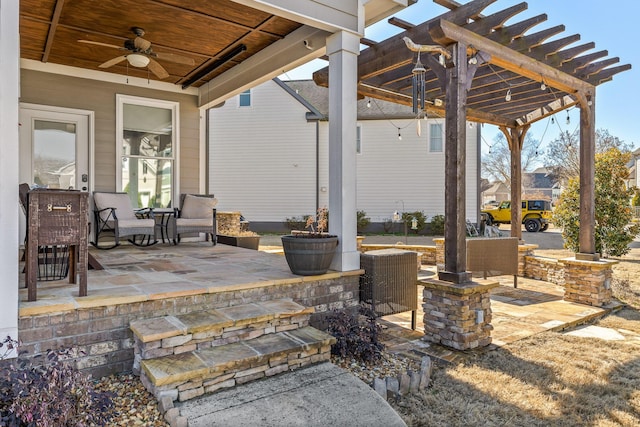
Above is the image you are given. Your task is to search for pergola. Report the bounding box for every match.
[314,0,630,284]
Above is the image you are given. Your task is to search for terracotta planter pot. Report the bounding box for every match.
[281,235,338,275]
[216,234,260,250]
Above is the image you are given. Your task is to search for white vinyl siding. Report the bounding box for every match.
[355,119,478,223]
[209,79,479,224]
[209,80,318,221]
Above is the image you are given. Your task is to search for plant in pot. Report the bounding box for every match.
[217,229,261,250]
[281,207,338,275]
[216,213,261,250]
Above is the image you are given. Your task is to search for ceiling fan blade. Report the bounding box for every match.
[134,36,152,51]
[147,59,170,79]
[78,39,123,50]
[154,52,195,66]
[99,56,127,68]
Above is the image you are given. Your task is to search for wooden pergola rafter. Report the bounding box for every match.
[313,0,631,284]
[315,0,628,129]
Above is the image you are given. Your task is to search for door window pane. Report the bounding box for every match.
[33,120,77,189]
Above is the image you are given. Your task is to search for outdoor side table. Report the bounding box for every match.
[152,208,175,243]
[26,189,89,301]
[359,249,418,330]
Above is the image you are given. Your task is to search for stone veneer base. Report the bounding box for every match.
[560,257,617,307]
[421,278,499,350]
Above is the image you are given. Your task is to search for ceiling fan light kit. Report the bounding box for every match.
[79,27,194,80]
[127,53,150,68]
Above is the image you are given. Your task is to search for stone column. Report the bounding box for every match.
[560,257,617,306]
[422,278,498,350]
[326,30,360,272]
[517,243,538,276]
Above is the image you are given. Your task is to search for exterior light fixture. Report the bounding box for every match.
[397,128,402,141]
[126,53,150,68]
[505,89,512,102]
[367,99,371,108]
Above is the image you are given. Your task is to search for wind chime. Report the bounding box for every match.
[411,51,426,115]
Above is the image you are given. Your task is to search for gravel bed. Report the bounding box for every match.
[93,373,168,426]
[331,351,420,385]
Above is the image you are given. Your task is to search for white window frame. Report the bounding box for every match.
[116,94,180,206]
[356,124,362,154]
[429,121,444,153]
[238,89,251,107]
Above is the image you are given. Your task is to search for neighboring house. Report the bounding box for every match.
[208,79,480,231]
[482,181,510,206]
[522,167,558,202]
[625,147,640,189]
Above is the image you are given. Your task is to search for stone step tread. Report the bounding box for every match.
[142,326,335,386]
[130,299,314,343]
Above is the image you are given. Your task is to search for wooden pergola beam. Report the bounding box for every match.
[357,82,516,127]
[429,19,593,94]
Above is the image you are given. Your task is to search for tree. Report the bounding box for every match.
[553,147,640,257]
[481,132,541,187]
[544,128,632,183]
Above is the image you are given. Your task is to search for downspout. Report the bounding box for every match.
[316,120,320,213]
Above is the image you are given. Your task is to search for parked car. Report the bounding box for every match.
[481,200,553,232]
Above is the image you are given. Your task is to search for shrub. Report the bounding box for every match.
[356,210,370,233]
[401,211,427,234]
[553,147,640,257]
[285,215,309,231]
[326,305,384,363]
[0,337,115,426]
[429,214,445,235]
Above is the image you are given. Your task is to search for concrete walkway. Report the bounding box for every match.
[177,362,406,427]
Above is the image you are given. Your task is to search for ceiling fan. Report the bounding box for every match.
[78,27,195,79]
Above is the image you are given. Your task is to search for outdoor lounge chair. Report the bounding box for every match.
[171,194,217,245]
[92,191,157,249]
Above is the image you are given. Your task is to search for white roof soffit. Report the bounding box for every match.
[363,0,413,26]
[199,25,330,109]
[232,0,362,34]
[201,0,412,109]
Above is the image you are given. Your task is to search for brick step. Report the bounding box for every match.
[130,299,314,373]
[140,326,336,402]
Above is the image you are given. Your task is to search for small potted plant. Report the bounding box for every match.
[216,213,261,250]
[281,207,338,275]
[216,229,261,250]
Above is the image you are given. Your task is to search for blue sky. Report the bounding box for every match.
[280,0,637,154]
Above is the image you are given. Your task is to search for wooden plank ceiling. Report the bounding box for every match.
[20,0,302,87]
[314,0,630,128]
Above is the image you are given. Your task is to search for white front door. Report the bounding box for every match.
[19,104,93,241]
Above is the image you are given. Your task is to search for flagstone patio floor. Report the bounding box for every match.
[18,243,622,362]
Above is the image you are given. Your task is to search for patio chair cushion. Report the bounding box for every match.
[181,195,217,220]
[176,218,213,228]
[118,218,156,231]
[94,192,137,221]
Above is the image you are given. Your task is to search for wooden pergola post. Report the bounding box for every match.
[439,41,472,285]
[499,125,529,242]
[577,89,599,260]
